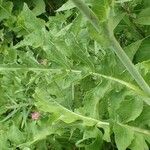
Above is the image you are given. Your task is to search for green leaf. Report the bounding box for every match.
[32,0,45,16]
[57,1,75,11]
[34,85,109,126]
[91,0,110,22]
[134,105,150,127]
[17,3,45,32]
[23,148,31,150]
[8,124,25,145]
[135,38,150,63]
[135,7,150,25]
[110,13,125,30]
[117,93,143,123]
[55,23,73,37]
[88,23,109,47]
[66,34,95,71]
[82,80,112,119]
[129,133,149,150]
[0,0,13,21]
[0,0,150,149]
[76,127,103,150]
[114,123,134,150]
[0,133,9,149]
[124,39,143,61]
[15,30,45,48]
[45,43,71,69]
[17,50,39,67]
[115,0,132,3]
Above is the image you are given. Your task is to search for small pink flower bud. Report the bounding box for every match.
[31,112,40,120]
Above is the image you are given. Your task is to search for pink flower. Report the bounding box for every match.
[31,112,40,120]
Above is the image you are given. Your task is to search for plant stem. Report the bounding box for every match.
[70,0,150,96]
[108,33,150,96]
[70,0,100,32]
[0,66,144,95]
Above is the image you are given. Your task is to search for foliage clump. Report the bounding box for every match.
[0,0,150,149]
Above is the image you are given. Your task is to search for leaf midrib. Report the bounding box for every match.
[0,66,144,95]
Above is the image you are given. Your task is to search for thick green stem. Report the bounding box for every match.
[70,0,150,96]
[109,34,150,96]
[70,0,100,32]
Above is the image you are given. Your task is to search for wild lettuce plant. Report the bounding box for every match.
[0,0,150,149]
